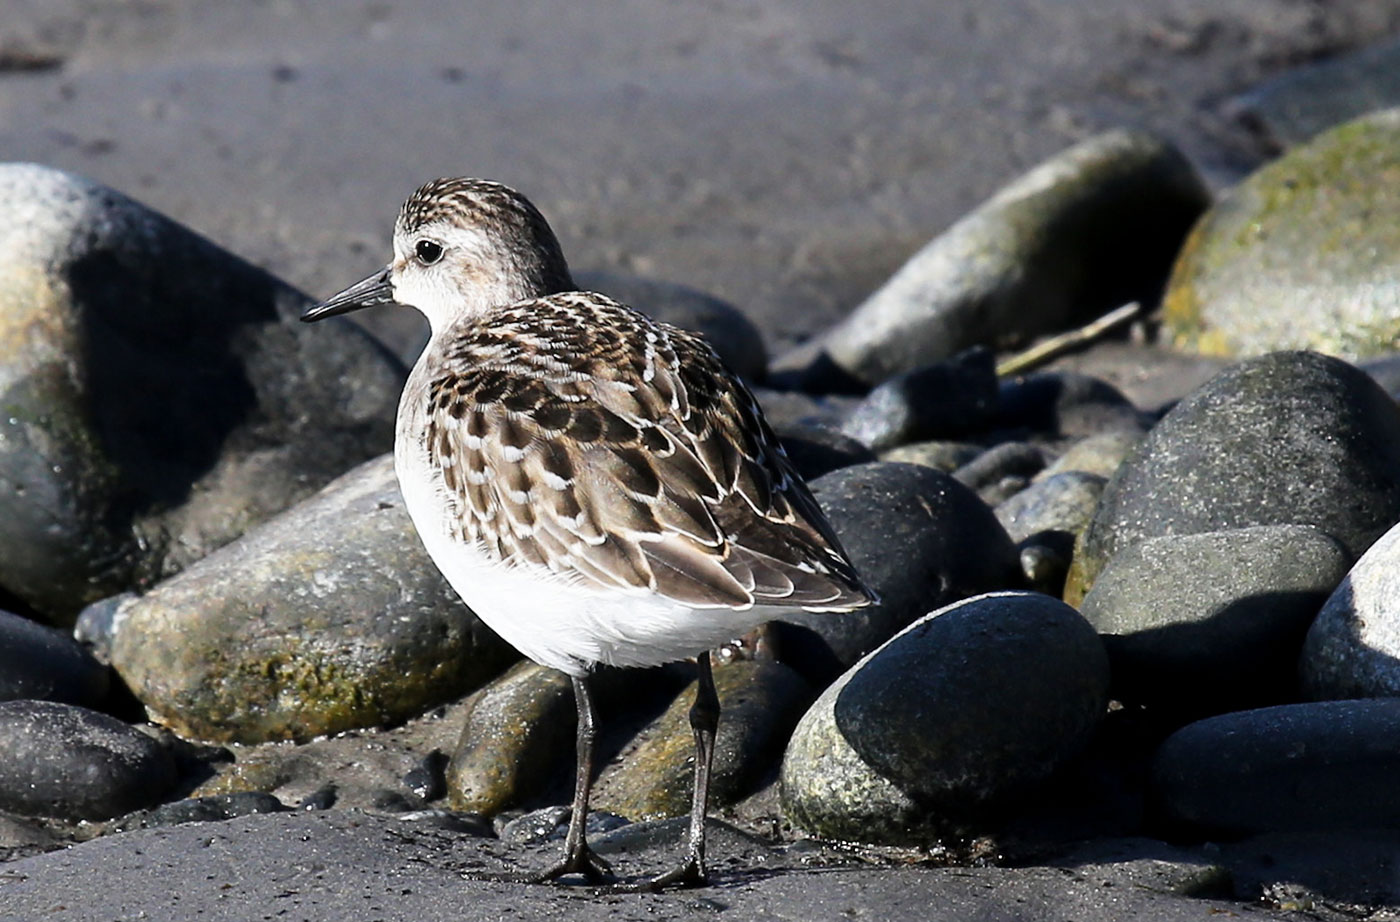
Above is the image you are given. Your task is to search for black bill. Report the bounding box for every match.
[299,265,394,322]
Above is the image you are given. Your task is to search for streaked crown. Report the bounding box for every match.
[390,178,575,330]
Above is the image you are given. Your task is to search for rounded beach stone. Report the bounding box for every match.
[1036,430,1142,481]
[775,462,1023,680]
[809,129,1209,385]
[782,592,1108,843]
[592,659,812,821]
[1067,351,1400,602]
[1080,525,1349,715]
[994,471,1105,545]
[0,608,109,706]
[1165,108,1400,361]
[0,163,403,624]
[1152,700,1400,836]
[0,700,174,820]
[446,661,575,816]
[995,371,1148,440]
[838,348,998,452]
[1302,520,1400,699]
[109,454,518,743]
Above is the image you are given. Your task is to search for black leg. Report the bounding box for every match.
[466,672,612,885]
[615,651,719,892]
[526,673,612,883]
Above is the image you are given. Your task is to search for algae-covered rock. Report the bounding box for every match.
[1165,108,1400,360]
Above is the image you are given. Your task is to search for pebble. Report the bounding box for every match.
[1302,519,1400,699]
[952,442,1049,506]
[0,164,404,624]
[109,454,518,743]
[1152,699,1400,836]
[111,792,288,832]
[1067,351,1400,602]
[781,591,1109,843]
[1035,430,1142,481]
[878,439,983,472]
[995,371,1149,440]
[994,471,1106,545]
[0,700,175,821]
[1165,108,1400,360]
[803,129,1209,386]
[838,347,999,451]
[0,608,109,706]
[1080,525,1350,716]
[774,462,1024,683]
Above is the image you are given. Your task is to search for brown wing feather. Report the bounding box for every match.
[424,291,874,611]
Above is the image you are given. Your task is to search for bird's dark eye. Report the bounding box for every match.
[415,239,444,264]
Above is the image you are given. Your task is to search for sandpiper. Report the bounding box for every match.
[301,177,875,890]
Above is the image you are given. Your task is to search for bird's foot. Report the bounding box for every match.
[465,845,614,886]
[596,854,707,893]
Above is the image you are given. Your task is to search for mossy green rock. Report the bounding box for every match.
[0,164,403,624]
[592,659,811,821]
[446,661,574,816]
[1165,108,1400,360]
[110,454,517,744]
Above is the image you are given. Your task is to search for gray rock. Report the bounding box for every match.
[995,371,1148,439]
[994,471,1105,544]
[592,659,812,820]
[806,130,1209,385]
[1228,37,1400,151]
[1165,108,1400,361]
[109,454,518,744]
[781,592,1109,843]
[1080,525,1350,715]
[1302,519,1400,699]
[111,792,288,832]
[751,388,861,432]
[0,609,109,706]
[573,269,767,382]
[496,806,629,845]
[839,348,998,451]
[1067,352,1400,603]
[1036,430,1142,481]
[775,462,1023,683]
[878,440,983,473]
[1152,699,1400,836]
[772,422,876,481]
[952,442,1049,505]
[0,700,174,821]
[0,163,404,624]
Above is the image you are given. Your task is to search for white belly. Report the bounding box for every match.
[393,423,765,677]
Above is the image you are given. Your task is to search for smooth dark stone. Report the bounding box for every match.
[0,700,174,821]
[839,347,998,451]
[0,608,109,707]
[782,592,1109,843]
[995,371,1148,439]
[775,462,1024,683]
[1152,700,1400,837]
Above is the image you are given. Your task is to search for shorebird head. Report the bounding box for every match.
[300,177,574,332]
